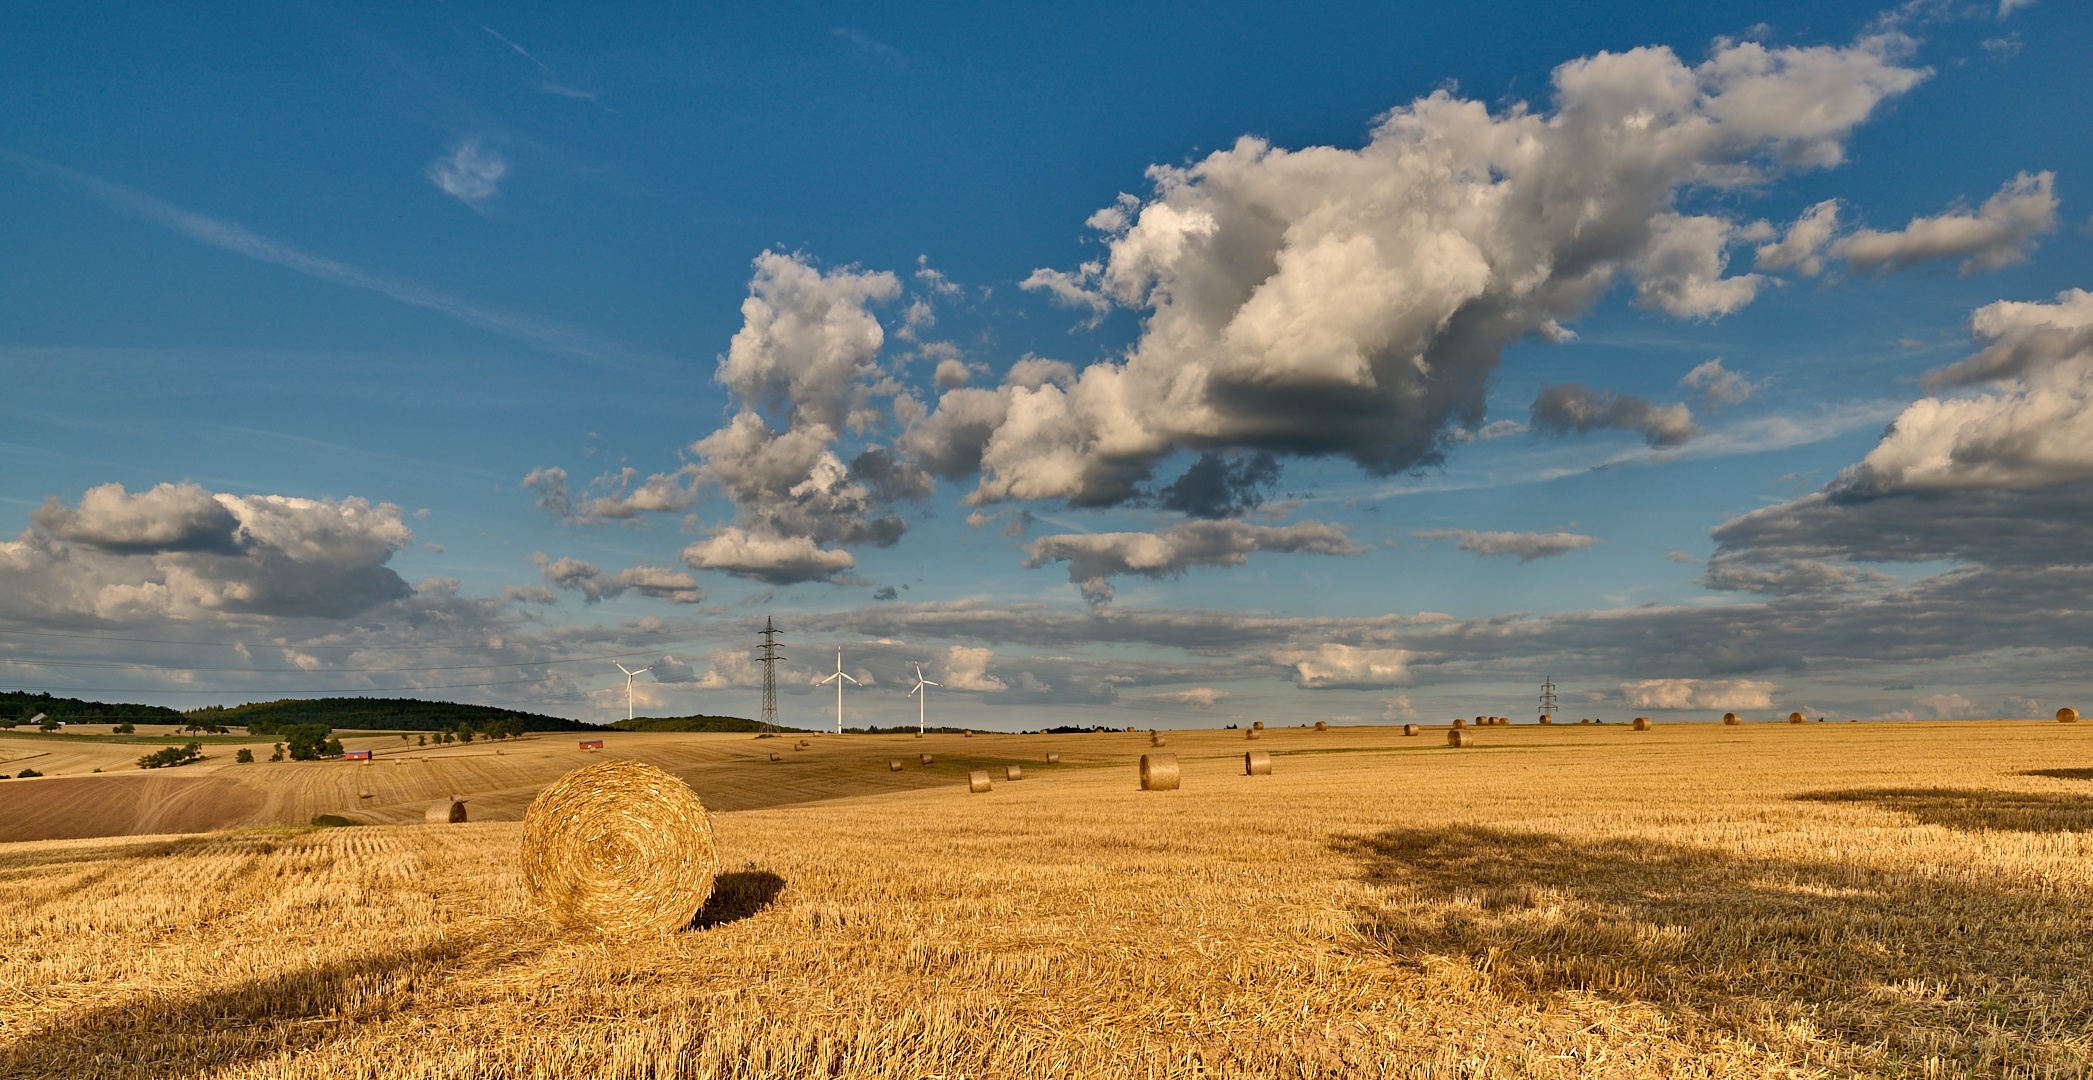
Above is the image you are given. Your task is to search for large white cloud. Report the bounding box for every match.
[928,33,1926,506]
[1022,519,1363,604]
[1271,644,1415,689]
[7,482,415,621]
[1619,678,1779,710]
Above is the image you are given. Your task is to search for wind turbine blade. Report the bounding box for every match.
[841,673,862,685]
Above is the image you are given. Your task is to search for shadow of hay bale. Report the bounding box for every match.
[689,870,786,930]
[1790,787,2093,832]
[2020,767,2093,781]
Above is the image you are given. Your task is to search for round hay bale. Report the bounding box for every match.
[1150,735,1168,747]
[425,798,466,824]
[1244,749,1272,776]
[358,790,371,799]
[1314,720,1328,731]
[1140,753,1180,791]
[963,730,973,737]
[1539,714,1553,725]
[519,760,716,934]
[889,759,903,772]
[1452,717,1467,729]
[1475,716,1487,726]
[1789,712,1806,724]
[2059,707,2079,723]
[1046,752,1061,764]
[1004,764,1023,781]
[768,752,782,762]
[1722,712,1741,725]
[1252,721,1265,730]
[915,731,923,738]
[1632,717,1650,730]
[1402,724,1419,736]
[1447,729,1472,748]
[1244,728,1260,740]
[919,753,934,764]
[968,769,992,793]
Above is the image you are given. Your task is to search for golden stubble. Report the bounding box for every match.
[1,720,2089,1078]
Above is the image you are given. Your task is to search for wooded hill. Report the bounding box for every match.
[183,698,598,732]
[608,714,789,733]
[2,692,183,724]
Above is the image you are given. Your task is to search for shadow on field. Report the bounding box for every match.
[2021,767,2093,781]
[0,938,482,1079]
[1791,787,2093,832]
[1334,825,2093,1065]
[690,869,786,929]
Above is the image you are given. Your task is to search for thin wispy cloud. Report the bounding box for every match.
[426,137,508,208]
[5,151,656,368]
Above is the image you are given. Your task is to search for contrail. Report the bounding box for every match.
[5,150,661,369]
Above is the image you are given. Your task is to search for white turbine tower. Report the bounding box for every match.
[613,661,653,722]
[814,646,860,735]
[906,663,941,736]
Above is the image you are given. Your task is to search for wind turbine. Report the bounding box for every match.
[813,646,861,735]
[906,663,941,736]
[613,661,653,721]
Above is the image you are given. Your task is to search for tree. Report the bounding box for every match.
[282,725,333,761]
[417,734,426,747]
[235,747,254,764]
[137,742,203,769]
[270,743,285,762]
[114,722,135,734]
[16,768,41,778]
[322,737,343,757]
[38,717,60,732]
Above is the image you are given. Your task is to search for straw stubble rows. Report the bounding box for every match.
[3,721,2091,1078]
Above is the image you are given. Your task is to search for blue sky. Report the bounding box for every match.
[4,0,2091,728]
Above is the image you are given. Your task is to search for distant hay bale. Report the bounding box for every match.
[1244,749,1271,776]
[1475,716,1487,727]
[1150,735,1167,747]
[796,740,810,749]
[358,790,371,799]
[520,760,717,935]
[424,798,466,824]
[1314,721,1328,731]
[968,769,992,793]
[889,759,903,772]
[1632,717,1650,730]
[1402,724,1419,736]
[964,730,973,737]
[1789,712,1806,724]
[1046,752,1061,764]
[2060,707,2079,723]
[920,753,934,764]
[1140,753,1180,791]
[1722,713,1741,725]
[1452,717,1467,729]
[1004,764,1022,781]
[1252,721,1264,730]
[915,732,923,739]
[1447,730,1472,748]
[1539,714,1552,725]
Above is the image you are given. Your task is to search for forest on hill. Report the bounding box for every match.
[1,692,183,724]
[183,698,598,732]
[608,714,783,733]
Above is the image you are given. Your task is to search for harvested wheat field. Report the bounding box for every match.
[5,720,2093,1078]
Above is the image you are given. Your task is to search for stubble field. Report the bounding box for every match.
[3,720,2090,1078]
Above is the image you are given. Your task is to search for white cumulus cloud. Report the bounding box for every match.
[1619,678,1779,710]
[427,137,509,209]
[1412,529,1601,562]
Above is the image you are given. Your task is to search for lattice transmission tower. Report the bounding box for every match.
[757,617,785,729]
[1538,675,1559,719]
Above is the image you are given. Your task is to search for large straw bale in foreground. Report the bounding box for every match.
[1140,753,1179,790]
[1632,717,1650,730]
[1244,750,1271,776]
[1402,724,1419,736]
[520,760,718,934]
[1447,730,1472,747]
[968,770,992,793]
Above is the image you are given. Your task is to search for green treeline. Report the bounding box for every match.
[185,697,596,733]
[609,714,783,733]
[2,692,183,724]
